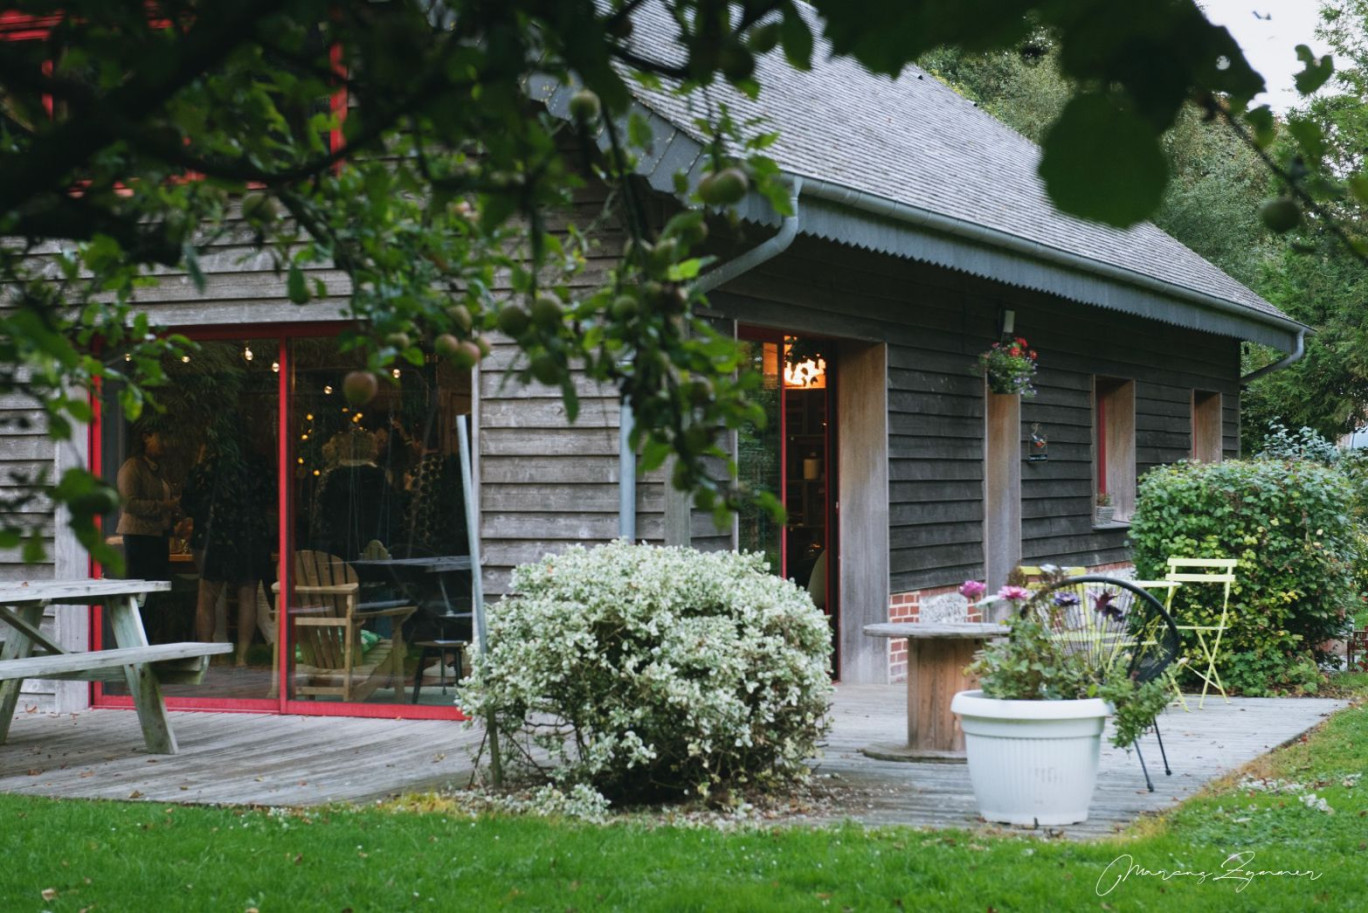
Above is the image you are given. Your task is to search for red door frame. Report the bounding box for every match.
[736,326,840,637]
[90,322,466,720]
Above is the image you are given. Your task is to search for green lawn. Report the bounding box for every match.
[3,687,1366,912]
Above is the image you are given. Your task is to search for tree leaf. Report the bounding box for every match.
[1038,93,1168,227]
[779,10,813,71]
[1244,105,1277,149]
[286,264,309,304]
[1286,116,1326,167]
[1293,44,1334,96]
[1348,173,1368,209]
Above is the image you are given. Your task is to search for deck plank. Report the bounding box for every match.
[0,685,1346,839]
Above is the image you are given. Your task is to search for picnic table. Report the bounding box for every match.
[0,579,231,754]
[862,621,1008,761]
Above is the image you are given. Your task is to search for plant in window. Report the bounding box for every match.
[1095,490,1114,523]
[977,337,1039,397]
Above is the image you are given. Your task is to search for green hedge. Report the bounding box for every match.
[1130,459,1356,695]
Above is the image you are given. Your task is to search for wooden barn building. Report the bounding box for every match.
[4,19,1304,719]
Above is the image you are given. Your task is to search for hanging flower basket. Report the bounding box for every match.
[978,337,1038,397]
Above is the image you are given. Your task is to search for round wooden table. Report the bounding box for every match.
[862,621,1008,762]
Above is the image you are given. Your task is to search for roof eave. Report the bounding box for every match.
[529,78,1307,355]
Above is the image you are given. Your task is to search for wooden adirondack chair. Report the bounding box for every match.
[285,550,416,702]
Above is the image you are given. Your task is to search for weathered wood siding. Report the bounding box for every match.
[707,235,1242,597]
[0,393,55,580]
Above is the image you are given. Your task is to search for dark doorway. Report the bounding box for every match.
[737,328,839,674]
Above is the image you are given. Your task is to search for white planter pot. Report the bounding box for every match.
[950,689,1109,826]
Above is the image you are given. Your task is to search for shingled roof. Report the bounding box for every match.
[534,2,1304,352]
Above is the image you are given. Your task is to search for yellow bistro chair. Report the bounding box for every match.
[1162,557,1238,710]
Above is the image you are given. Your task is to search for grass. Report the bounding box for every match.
[3,688,1367,912]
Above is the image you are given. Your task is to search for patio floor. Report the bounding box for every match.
[0,685,1346,838]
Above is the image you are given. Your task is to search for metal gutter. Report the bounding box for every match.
[693,176,803,293]
[795,176,1308,352]
[1241,327,1307,385]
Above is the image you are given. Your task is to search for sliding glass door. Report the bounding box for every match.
[94,327,472,717]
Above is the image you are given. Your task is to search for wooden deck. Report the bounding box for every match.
[813,685,1346,837]
[0,685,1346,838]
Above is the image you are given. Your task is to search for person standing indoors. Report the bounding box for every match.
[116,426,180,642]
[182,439,273,664]
[117,427,178,581]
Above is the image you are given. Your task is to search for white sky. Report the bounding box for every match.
[1199,0,1329,111]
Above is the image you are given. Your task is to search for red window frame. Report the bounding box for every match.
[88,323,468,722]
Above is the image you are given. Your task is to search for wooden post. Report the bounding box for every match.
[983,389,1022,597]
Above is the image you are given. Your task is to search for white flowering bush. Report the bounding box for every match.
[457,541,833,802]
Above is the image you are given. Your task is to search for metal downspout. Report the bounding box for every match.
[618,404,636,540]
[617,177,804,540]
[1240,327,1307,385]
[694,176,803,294]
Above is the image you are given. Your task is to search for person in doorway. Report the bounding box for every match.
[182,437,274,664]
[116,426,178,582]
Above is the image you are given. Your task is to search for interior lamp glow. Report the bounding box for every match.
[783,340,827,389]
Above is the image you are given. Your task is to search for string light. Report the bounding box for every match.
[181,355,191,363]
[243,345,254,362]
[323,385,333,395]
[271,360,280,373]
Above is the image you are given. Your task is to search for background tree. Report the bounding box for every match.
[1241,0,1368,448]
[0,0,1363,564]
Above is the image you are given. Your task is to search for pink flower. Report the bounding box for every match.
[997,585,1031,602]
[958,580,987,599]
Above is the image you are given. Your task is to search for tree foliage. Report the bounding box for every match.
[0,0,1363,562]
[1241,1,1368,448]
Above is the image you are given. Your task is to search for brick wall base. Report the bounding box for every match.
[883,561,1134,682]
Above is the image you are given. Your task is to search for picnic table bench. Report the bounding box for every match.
[0,579,231,754]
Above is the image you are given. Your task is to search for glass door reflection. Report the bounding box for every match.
[100,337,280,704]
[286,339,473,706]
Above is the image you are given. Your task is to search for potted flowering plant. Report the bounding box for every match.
[950,578,1172,826]
[977,336,1038,397]
[1094,491,1114,524]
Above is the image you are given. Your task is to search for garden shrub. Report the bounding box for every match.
[456,541,833,803]
[1129,459,1356,695]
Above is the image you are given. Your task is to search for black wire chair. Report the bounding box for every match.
[1026,574,1182,791]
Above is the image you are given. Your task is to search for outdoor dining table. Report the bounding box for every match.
[0,578,230,754]
[861,621,1009,762]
